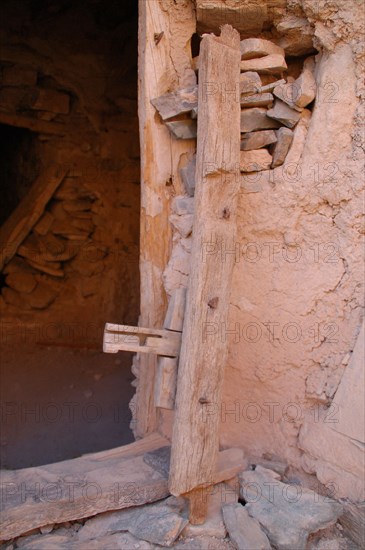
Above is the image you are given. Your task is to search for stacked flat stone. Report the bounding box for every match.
[239,38,316,171]
[1,179,107,310]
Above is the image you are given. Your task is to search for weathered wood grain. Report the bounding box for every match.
[169,25,241,497]
[103,324,181,357]
[136,0,196,437]
[155,288,187,409]
[0,434,170,541]
[0,167,67,272]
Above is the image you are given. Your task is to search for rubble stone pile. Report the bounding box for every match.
[1,179,107,310]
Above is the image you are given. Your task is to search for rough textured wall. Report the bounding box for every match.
[219,0,364,501]
[0,1,140,344]
[156,0,364,502]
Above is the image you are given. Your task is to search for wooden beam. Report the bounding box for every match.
[169,25,241,498]
[0,434,169,541]
[154,288,187,409]
[136,0,196,437]
[0,167,68,272]
[103,323,181,357]
[0,112,67,135]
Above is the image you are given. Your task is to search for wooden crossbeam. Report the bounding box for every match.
[103,323,181,357]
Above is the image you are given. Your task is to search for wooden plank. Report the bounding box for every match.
[155,288,187,409]
[103,323,181,357]
[0,434,169,541]
[169,26,241,497]
[0,167,67,272]
[155,356,178,409]
[0,111,66,135]
[163,288,187,332]
[136,0,196,438]
[84,432,169,461]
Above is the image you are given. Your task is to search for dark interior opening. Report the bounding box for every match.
[0,0,140,469]
[0,124,40,227]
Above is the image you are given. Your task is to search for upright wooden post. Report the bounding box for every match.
[168,25,241,510]
[136,0,196,437]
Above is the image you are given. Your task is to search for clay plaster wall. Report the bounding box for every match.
[149,0,364,502]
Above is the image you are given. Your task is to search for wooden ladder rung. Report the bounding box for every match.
[103,323,181,357]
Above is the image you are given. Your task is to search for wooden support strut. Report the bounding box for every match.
[0,166,68,272]
[154,288,187,409]
[168,24,241,522]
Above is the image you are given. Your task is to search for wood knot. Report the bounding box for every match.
[222,207,230,219]
[199,397,209,404]
[208,297,219,309]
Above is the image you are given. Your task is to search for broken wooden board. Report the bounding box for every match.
[168,25,241,500]
[0,436,246,541]
[0,434,169,541]
[103,324,181,357]
[0,167,68,272]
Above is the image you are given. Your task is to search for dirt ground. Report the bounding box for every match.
[0,343,135,469]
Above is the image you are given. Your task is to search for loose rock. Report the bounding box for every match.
[271,127,294,168]
[276,16,316,57]
[240,71,261,94]
[6,272,37,294]
[259,78,286,93]
[241,54,287,75]
[241,108,281,132]
[273,81,302,110]
[294,56,317,109]
[223,503,272,550]
[241,130,277,151]
[240,38,284,60]
[165,120,197,139]
[172,196,194,216]
[26,282,59,309]
[77,499,187,547]
[143,446,171,478]
[169,214,194,238]
[32,89,70,114]
[27,258,64,278]
[180,155,196,197]
[241,92,274,108]
[240,467,343,550]
[151,86,198,120]
[267,99,301,128]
